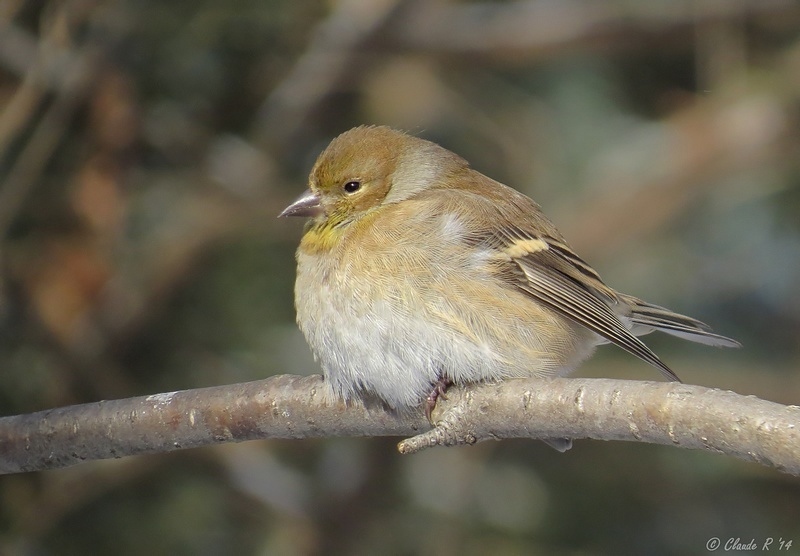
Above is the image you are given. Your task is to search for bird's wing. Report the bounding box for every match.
[618,294,741,348]
[487,225,681,382]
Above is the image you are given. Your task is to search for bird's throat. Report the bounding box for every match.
[299,218,348,255]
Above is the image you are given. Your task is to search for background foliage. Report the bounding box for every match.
[1,1,799,554]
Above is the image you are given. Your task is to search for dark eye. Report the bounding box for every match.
[343,180,361,193]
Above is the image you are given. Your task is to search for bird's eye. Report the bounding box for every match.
[343,180,361,194]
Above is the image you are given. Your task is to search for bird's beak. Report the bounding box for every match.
[279,189,323,218]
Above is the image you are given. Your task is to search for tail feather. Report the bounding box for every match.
[621,295,741,349]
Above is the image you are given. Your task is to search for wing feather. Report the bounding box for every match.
[422,179,735,380]
[514,250,680,381]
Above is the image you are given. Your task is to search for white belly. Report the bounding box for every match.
[294,247,596,410]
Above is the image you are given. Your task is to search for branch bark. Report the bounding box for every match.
[0,375,797,476]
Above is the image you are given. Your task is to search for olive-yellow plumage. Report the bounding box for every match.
[281,125,739,412]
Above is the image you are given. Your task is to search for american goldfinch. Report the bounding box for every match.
[280,125,739,416]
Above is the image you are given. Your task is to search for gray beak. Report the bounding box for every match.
[279,189,323,218]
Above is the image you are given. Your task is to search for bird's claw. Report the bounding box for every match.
[425,376,453,422]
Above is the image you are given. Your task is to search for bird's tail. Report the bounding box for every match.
[620,294,741,348]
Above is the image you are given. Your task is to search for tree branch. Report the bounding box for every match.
[0,375,797,475]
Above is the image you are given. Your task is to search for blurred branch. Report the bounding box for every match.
[389,0,799,60]
[0,9,100,242]
[0,24,48,162]
[0,53,97,242]
[0,17,76,87]
[0,375,797,476]
[255,0,406,147]
[565,92,789,256]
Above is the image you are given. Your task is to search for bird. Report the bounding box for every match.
[280,125,739,423]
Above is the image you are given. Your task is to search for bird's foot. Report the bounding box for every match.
[425,376,453,422]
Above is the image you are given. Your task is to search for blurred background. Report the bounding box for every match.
[0,0,799,554]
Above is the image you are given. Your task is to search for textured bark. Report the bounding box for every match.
[0,375,797,475]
